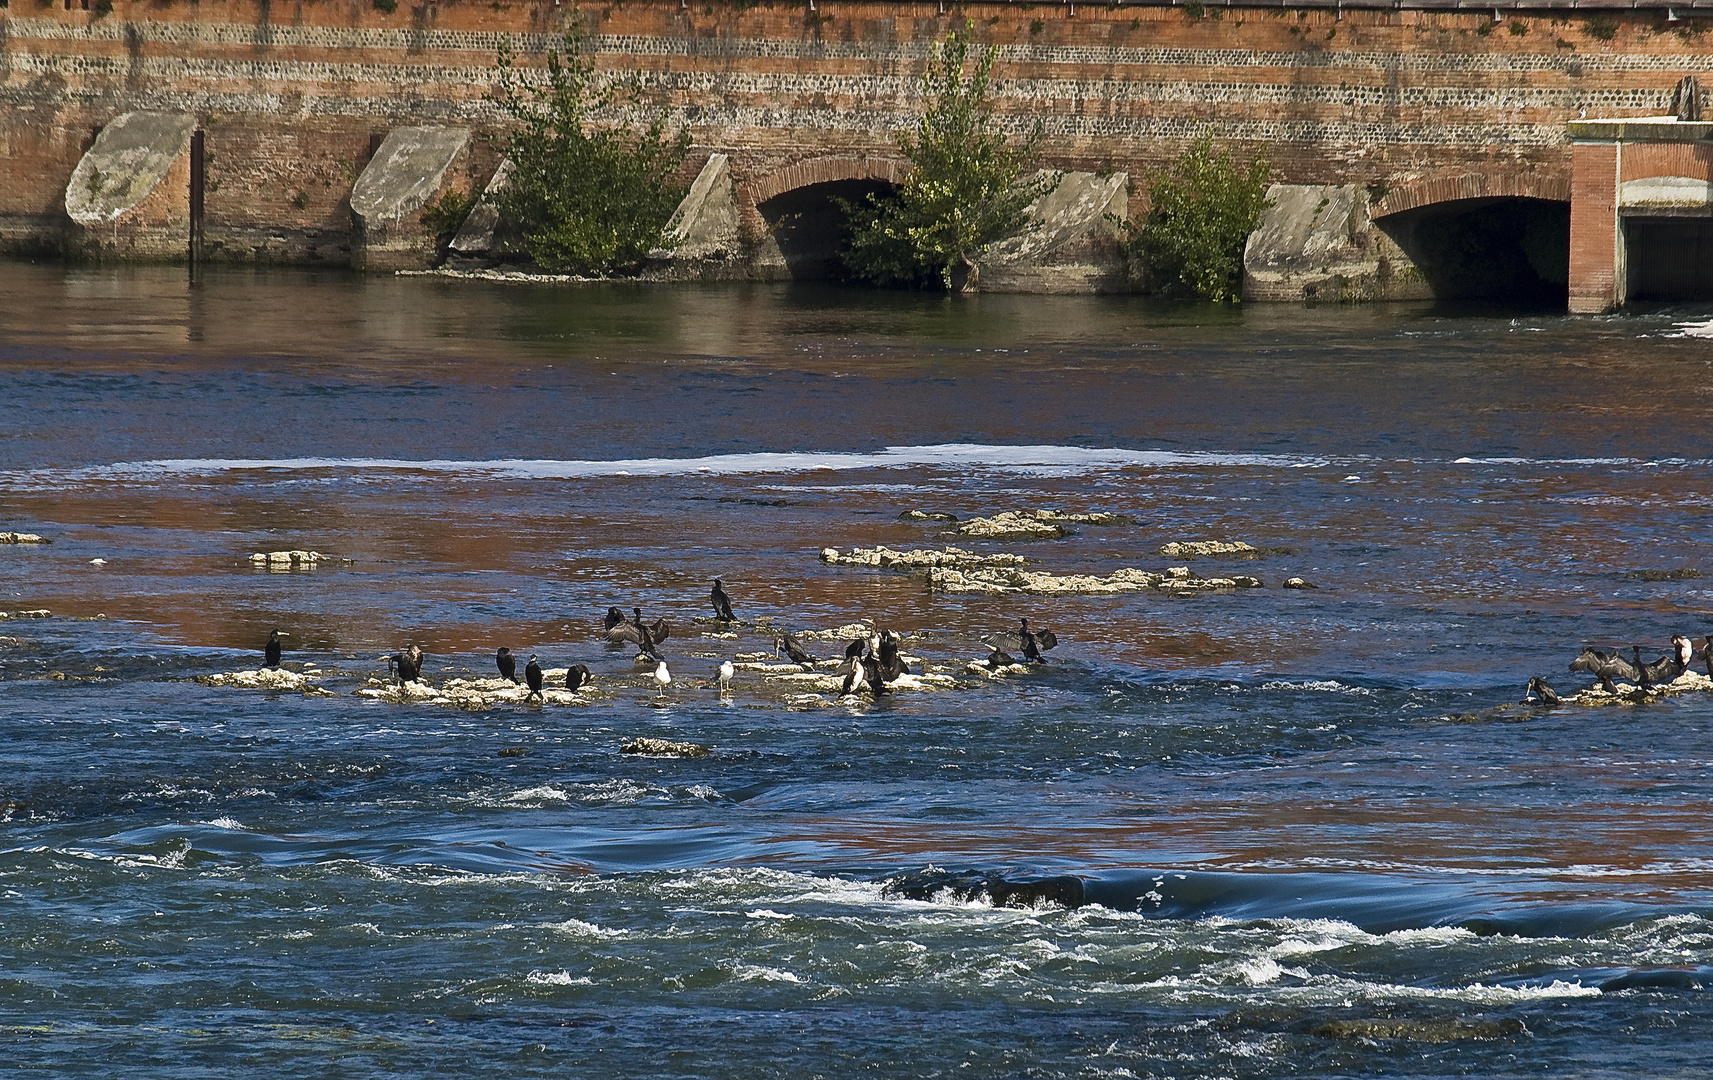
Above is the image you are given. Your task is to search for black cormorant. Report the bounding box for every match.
[711,579,736,623]
[525,655,544,700]
[496,647,517,683]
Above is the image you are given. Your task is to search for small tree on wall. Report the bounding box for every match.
[491,18,689,275]
[840,24,1048,290]
[1129,138,1272,302]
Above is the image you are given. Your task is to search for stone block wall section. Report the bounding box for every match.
[5,0,1713,272]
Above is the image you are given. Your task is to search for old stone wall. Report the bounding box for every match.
[3,0,1713,266]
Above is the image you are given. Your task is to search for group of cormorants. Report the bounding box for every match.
[1522,634,1709,704]
[258,591,1713,710]
[1559,634,1709,697]
[258,578,1060,702]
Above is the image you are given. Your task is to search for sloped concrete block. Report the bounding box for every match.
[448,156,515,257]
[350,126,471,271]
[660,153,741,260]
[976,171,1129,293]
[1244,184,1429,302]
[644,154,745,280]
[62,111,197,261]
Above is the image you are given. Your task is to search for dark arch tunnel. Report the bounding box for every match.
[756,178,899,280]
[1374,196,1570,306]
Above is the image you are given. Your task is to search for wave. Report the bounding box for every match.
[16,445,1713,487]
[38,443,1330,482]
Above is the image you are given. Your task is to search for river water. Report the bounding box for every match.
[3,262,1712,1076]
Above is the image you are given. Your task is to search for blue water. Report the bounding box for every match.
[4,263,1713,1076]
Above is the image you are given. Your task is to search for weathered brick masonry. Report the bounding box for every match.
[2,0,1712,265]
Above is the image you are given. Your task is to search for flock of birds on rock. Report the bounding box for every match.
[1524,634,1711,705]
[259,584,1711,710]
[258,578,1060,703]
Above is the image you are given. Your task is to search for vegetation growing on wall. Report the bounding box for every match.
[839,24,1046,290]
[1127,137,1271,302]
[491,19,689,275]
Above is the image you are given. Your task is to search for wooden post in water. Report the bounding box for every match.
[189,129,205,280]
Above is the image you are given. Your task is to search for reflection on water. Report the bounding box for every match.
[3,262,1713,1077]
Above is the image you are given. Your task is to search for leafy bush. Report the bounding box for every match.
[1128,137,1271,302]
[421,190,474,254]
[492,19,689,275]
[840,24,1045,290]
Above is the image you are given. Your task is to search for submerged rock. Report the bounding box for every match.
[1312,1017,1525,1042]
[0,609,52,620]
[1627,568,1703,581]
[820,546,1030,570]
[899,510,958,522]
[621,737,711,758]
[194,668,320,691]
[881,869,1087,910]
[0,532,49,544]
[1282,577,1318,589]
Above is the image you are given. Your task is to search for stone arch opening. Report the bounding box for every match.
[755,177,900,280]
[1374,196,1570,305]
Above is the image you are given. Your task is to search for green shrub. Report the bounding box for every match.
[840,24,1046,290]
[373,0,397,13]
[491,17,689,275]
[1128,137,1271,302]
[421,190,474,253]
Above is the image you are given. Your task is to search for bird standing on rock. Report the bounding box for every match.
[987,619,1057,663]
[876,629,910,682]
[389,643,424,686]
[524,655,544,700]
[653,660,673,696]
[776,632,816,671]
[496,647,517,683]
[565,664,591,692]
[711,579,736,623]
[263,628,283,669]
[1523,676,1562,706]
[716,659,735,693]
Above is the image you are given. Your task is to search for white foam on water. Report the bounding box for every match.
[730,963,803,983]
[542,918,627,940]
[525,969,593,986]
[1259,680,1374,696]
[49,443,1331,484]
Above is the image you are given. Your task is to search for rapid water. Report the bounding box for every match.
[3,262,1712,1076]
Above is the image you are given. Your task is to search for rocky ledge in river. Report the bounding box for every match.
[928,564,1263,596]
[1157,540,1293,559]
[356,672,601,709]
[942,510,1132,540]
[249,550,342,569]
[194,667,325,692]
[1,532,50,544]
[820,545,1031,570]
[621,737,711,758]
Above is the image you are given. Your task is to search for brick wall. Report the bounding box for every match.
[5,0,1713,263]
